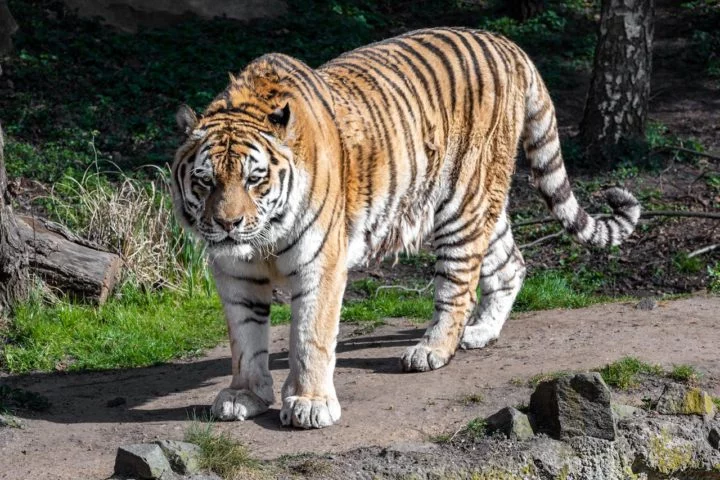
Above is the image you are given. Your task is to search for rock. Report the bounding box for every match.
[529,372,616,441]
[709,426,720,450]
[155,440,201,475]
[611,403,644,421]
[114,443,172,479]
[655,383,716,418]
[485,407,534,441]
[635,297,658,310]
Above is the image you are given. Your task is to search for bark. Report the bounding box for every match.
[508,0,545,21]
[16,216,122,305]
[0,122,29,314]
[0,0,18,55]
[579,0,655,166]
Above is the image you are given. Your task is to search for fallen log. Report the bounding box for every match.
[16,215,121,305]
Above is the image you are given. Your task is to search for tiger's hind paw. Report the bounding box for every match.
[400,344,452,372]
[210,388,269,421]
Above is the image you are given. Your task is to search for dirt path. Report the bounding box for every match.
[1,296,719,480]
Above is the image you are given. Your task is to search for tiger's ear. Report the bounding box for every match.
[268,103,291,128]
[176,104,199,135]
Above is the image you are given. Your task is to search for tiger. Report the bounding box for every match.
[171,27,640,429]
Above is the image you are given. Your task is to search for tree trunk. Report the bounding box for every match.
[579,0,655,166]
[0,122,29,314]
[16,216,122,304]
[508,0,545,21]
[0,0,18,55]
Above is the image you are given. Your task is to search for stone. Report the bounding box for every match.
[485,407,534,441]
[529,372,616,441]
[635,297,658,310]
[611,403,643,421]
[709,426,719,450]
[155,440,202,474]
[114,443,172,479]
[655,383,716,418]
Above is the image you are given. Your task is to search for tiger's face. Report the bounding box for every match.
[172,103,299,258]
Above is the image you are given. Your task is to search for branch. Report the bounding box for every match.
[687,244,719,259]
[519,231,564,250]
[374,279,434,298]
[656,146,720,161]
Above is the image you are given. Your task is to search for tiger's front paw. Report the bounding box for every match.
[400,343,452,372]
[280,395,341,429]
[211,388,269,421]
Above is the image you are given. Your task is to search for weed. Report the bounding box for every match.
[668,364,701,383]
[459,393,484,406]
[185,420,258,478]
[713,397,720,409]
[462,418,488,441]
[596,357,663,390]
[672,253,704,274]
[708,263,720,293]
[528,371,572,387]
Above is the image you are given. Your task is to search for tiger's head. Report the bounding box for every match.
[171,60,310,260]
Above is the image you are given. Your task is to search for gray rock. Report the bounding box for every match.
[655,383,716,418]
[611,403,644,421]
[114,443,172,479]
[529,372,616,441]
[485,407,534,441]
[636,297,658,310]
[155,440,202,475]
[709,426,720,450]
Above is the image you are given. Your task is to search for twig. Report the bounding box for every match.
[519,231,564,250]
[642,210,720,220]
[687,244,719,259]
[374,279,434,298]
[656,146,720,161]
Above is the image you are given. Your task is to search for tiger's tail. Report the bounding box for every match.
[521,72,640,247]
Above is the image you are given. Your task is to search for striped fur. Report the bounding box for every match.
[171,27,640,429]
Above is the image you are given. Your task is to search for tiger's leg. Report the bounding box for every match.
[400,215,487,372]
[209,262,275,421]
[279,248,345,429]
[460,210,526,349]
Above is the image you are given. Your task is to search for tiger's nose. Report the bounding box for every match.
[214,216,243,232]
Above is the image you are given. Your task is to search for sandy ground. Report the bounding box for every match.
[1,295,719,480]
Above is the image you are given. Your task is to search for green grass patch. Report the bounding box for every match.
[341,280,434,323]
[668,364,701,383]
[1,286,225,373]
[596,357,664,390]
[713,397,720,410]
[185,420,259,478]
[514,271,613,312]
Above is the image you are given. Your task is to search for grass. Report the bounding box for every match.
[0,268,620,374]
[528,370,574,387]
[668,364,701,383]
[596,357,664,390]
[185,420,259,479]
[459,393,484,406]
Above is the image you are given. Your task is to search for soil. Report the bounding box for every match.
[1,295,719,480]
